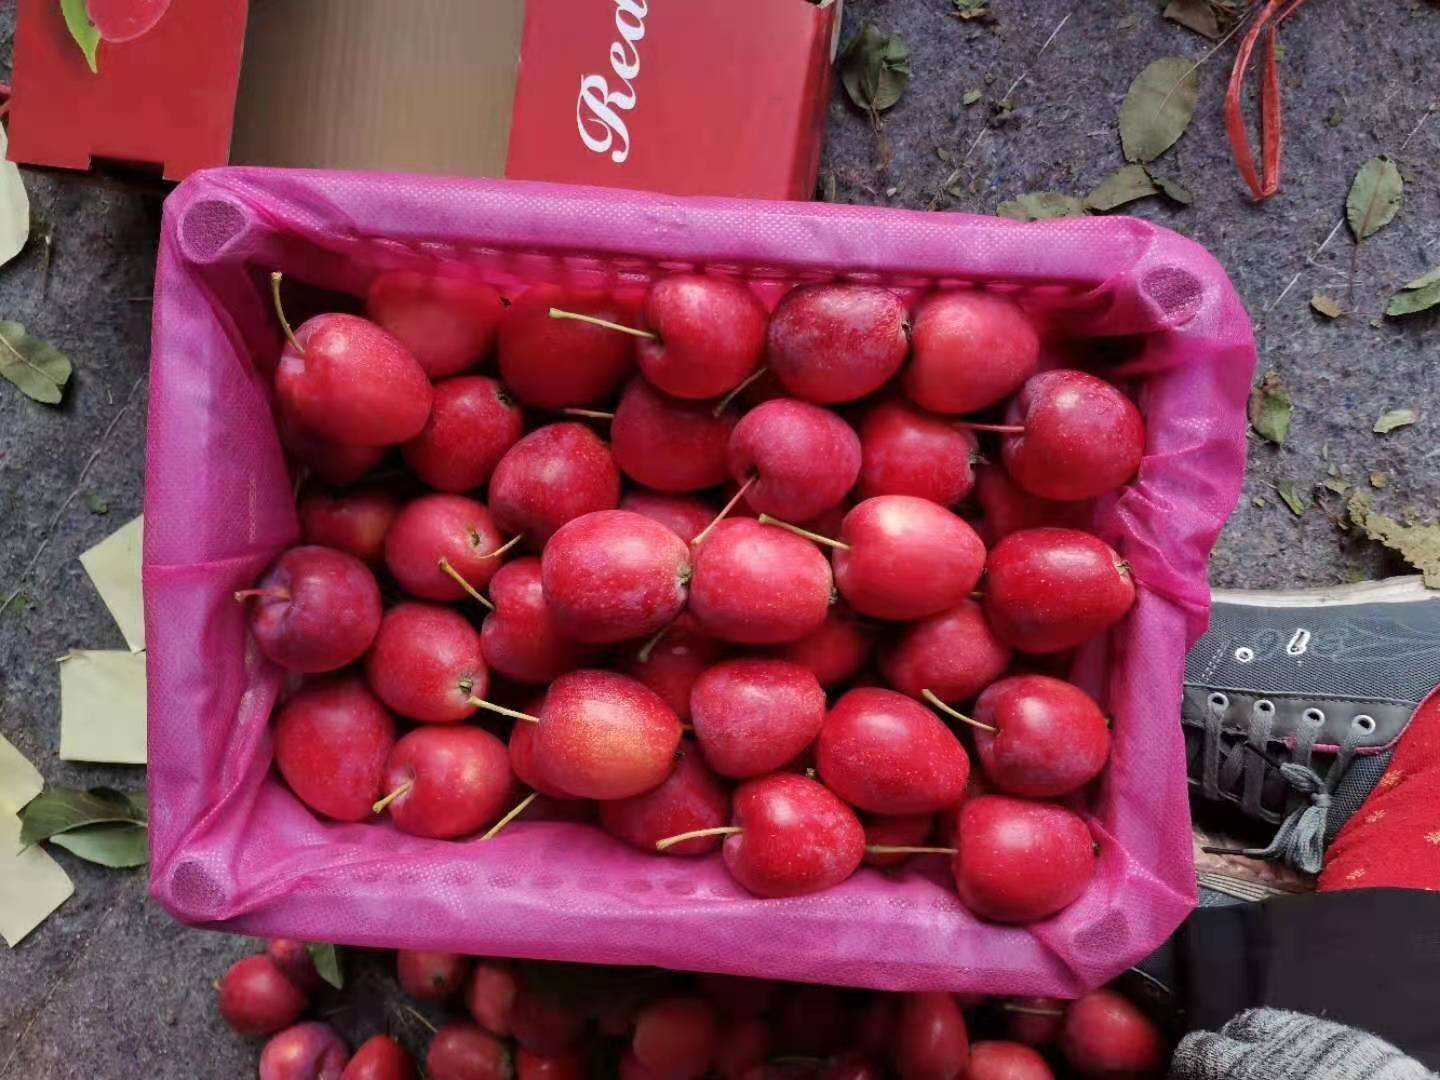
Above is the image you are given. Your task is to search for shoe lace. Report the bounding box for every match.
[1199,695,1369,874]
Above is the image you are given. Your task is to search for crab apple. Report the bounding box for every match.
[508,718,576,800]
[721,773,865,898]
[341,1035,417,1080]
[489,423,622,548]
[274,678,395,822]
[275,308,432,447]
[384,494,508,602]
[366,603,487,724]
[817,688,971,815]
[951,796,1097,923]
[880,600,1013,704]
[690,659,825,779]
[973,466,1091,544]
[377,726,516,839]
[857,398,979,505]
[619,490,717,545]
[862,813,936,868]
[688,519,833,645]
[366,271,504,379]
[498,284,636,409]
[618,613,725,721]
[541,510,691,644]
[402,376,524,492]
[965,1041,1055,1080]
[893,991,970,1080]
[767,284,909,404]
[427,1023,512,1080]
[483,558,600,685]
[534,669,683,800]
[299,486,399,570]
[970,675,1110,798]
[267,938,324,994]
[218,955,309,1036]
[633,996,720,1079]
[767,603,873,688]
[85,0,172,42]
[511,990,588,1055]
[466,960,519,1037]
[728,399,862,520]
[397,951,471,1002]
[260,1022,350,1080]
[714,1017,768,1079]
[277,410,388,487]
[612,378,738,492]
[983,528,1135,653]
[637,274,768,400]
[1060,989,1166,1079]
[517,1048,585,1080]
[600,743,730,855]
[1000,370,1145,502]
[238,545,382,674]
[830,496,986,621]
[903,291,1039,415]
[1005,998,1067,1048]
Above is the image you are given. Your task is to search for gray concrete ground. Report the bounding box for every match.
[1,1,1437,1076]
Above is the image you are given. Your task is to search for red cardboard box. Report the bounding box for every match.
[10,0,838,199]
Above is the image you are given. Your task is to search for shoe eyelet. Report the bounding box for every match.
[1208,692,1229,709]
[1304,708,1326,726]
[1234,647,1255,663]
[1354,714,1377,734]
[1255,699,1275,715]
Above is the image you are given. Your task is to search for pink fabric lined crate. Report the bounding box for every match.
[145,168,1255,995]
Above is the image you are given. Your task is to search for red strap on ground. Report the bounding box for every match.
[1225,0,1311,200]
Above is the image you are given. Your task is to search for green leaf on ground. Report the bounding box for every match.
[0,321,72,405]
[307,944,345,990]
[839,24,912,115]
[84,493,109,515]
[1119,57,1200,163]
[962,89,983,106]
[1145,169,1194,205]
[997,192,1089,221]
[1310,293,1344,319]
[951,0,992,20]
[49,822,148,868]
[1373,408,1417,434]
[19,786,147,849]
[1277,481,1307,517]
[1085,165,1160,212]
[1385,267,1440,317]
[1248,373,1292,445]
[60,0,101,73]
[1346,157,1403,241]
[1349,494,1440,588]
[1323,478,1351,495]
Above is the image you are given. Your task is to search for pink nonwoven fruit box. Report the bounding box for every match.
[145,169,1255,996]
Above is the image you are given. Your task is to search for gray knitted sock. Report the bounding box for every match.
[1170,1008,1436,1080]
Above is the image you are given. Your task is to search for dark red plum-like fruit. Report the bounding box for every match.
[397,951,471,1002]
[238,545,382,674]
[633,996,721,1079]
[466,960,519,1037]
[427,1022,513,1080]
[893,991,969,1080]
[1060,989,1166,1079]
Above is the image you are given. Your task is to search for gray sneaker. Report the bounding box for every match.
[1182,576,1440,880]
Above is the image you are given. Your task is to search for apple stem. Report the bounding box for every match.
[655,825,742,851]
[955,422,1025,435]
[756,514,851,551]
[865,845,957,856]
[469,697,541,724]
[371,779,413,815]
[438,558,493,609]
[478,533,525,560]
[921,689,997,733]
[691,475,756,548]
[269,271,304,354]
[712,366,768,417]
[635,623,670,664]
[481,791,538,841]
[999,1003,1067,1018]
[561,408,616,421]
[232,587,291,603]
[548,307,656,340]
